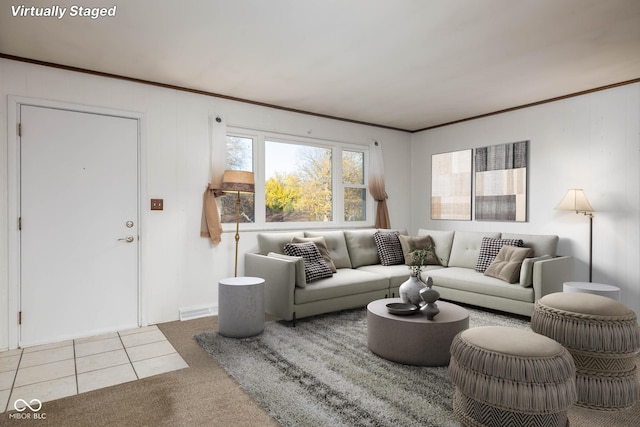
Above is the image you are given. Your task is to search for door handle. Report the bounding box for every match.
[118,236,134,243]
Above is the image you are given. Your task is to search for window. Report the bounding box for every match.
[342,150,366,222]
[224,128,370,228]
[265,140,333,222]
[220,135,255,224]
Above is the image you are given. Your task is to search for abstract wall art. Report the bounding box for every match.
[431,149,472,220]
[475,140,528,222]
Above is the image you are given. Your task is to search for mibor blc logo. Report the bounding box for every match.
[9,399,46,420]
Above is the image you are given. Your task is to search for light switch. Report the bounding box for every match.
[151,199,164,210]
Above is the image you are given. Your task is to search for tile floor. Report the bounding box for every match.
[0,325,188,413]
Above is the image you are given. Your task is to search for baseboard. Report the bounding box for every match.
[179,305,216,321]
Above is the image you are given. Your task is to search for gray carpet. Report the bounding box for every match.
[195,305,532,427]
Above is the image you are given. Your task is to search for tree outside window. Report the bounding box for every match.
[265,141,333,222]
[343,150,366,222]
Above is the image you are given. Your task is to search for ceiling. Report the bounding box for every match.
[1,0,639,132]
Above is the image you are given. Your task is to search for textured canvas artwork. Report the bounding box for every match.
[431,149,472,220]
[475,141,528,222]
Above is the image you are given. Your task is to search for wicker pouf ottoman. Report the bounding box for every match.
[532,292,640,410]
[449,326,576,427]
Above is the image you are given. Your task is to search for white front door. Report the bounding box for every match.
[19,105,139,347]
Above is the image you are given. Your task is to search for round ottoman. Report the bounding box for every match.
[532,292,640,410]
[449,326,576,427]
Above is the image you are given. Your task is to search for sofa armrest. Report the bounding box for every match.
[245,253,296,321]
[532,256,573,301]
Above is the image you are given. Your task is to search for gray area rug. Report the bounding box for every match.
[195,305,530,427]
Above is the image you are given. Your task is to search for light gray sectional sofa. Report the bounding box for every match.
[244,229,573,323]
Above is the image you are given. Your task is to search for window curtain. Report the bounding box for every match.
[369,141,391,229]
[200,115,226,244]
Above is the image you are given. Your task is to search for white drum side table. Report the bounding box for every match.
[218,276,265,338]
[563,281,620,301]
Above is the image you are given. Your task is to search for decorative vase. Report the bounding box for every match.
[399,275,426,307]
[419,277,440,320]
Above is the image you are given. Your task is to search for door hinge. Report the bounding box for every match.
[18,217,22,230]
[18,123,22,137]
[18,311,22,325]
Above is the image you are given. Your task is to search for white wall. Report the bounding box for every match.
[0,59,412,349]
[411,83,640,317]
[3,57,636,349]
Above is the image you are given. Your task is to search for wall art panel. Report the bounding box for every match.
[475,140,528,221]
[431,149,472,220]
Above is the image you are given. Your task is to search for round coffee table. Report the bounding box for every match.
[367,298,469,366]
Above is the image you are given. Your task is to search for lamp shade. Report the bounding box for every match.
[221,170,255,193]
[555,189,594,213]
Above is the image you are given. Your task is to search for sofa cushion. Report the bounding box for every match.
[304,231,352,269]
[484,246,534,283]
[292,236,337,272]
[417,229,455,266]
[448,231,501,269]
[283,242,333,283]
[519,254,552,287]
[501,233,559,257]
[475,237,524,273]
[294,269,388,304]
[257,231,305,255]
[358,264,445,289]
[426,267,535,303]
[398,235,439,265]
[373,230,404,266]
[344,229,380,268]
[267,252,306,288]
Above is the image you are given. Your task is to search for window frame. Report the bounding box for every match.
[223,127,373,231]
[219,131,258,225]
[341,149,367,222]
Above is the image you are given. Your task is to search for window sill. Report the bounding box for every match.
[221,222,376,233]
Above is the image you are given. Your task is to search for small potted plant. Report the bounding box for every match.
[408,247,433,281]
[400,245,436,306]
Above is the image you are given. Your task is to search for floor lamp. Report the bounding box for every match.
[555,189,595,282]
[221,170,255,277]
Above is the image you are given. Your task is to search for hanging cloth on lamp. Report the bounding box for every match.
[200,115,227,244]
[369,141,391,229]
